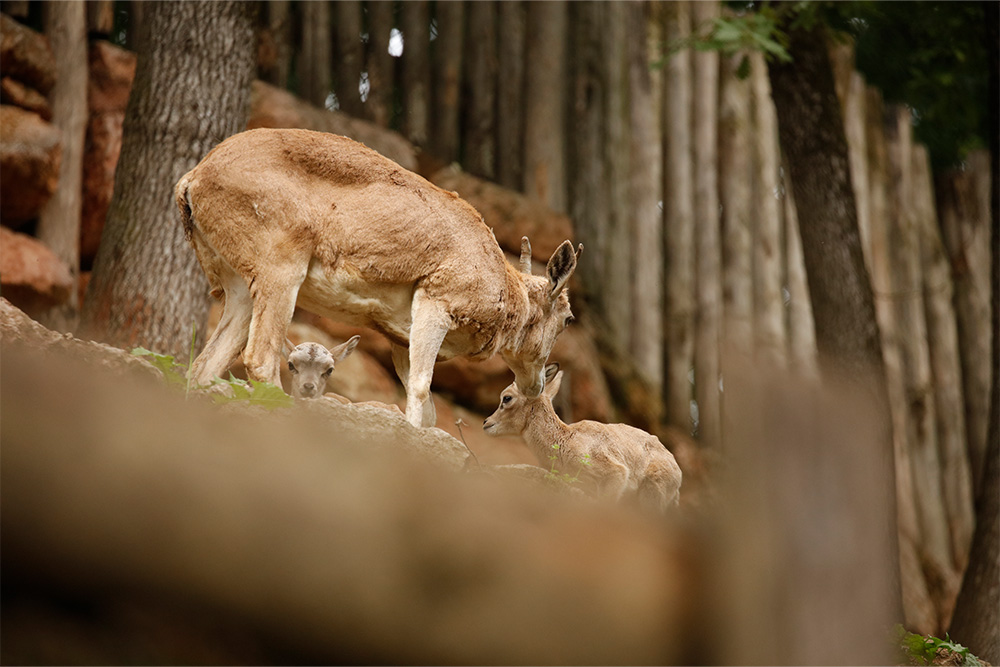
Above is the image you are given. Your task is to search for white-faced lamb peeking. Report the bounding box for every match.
[286,336,360,399]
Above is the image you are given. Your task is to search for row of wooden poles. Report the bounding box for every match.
[259,0,989,635]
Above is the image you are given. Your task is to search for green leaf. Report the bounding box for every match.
[246,380,294,410]
[131,347,187,386]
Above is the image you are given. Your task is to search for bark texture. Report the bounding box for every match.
[80,1,257,359]
[463,0,497,179]
[334,0,363,118]
[496,1,525,191]
[364,0,394,128]
[400,0,429,146]
[298,0,331,108]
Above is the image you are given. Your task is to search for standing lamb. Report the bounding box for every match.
[483,364,682,511]
[175,128,579,428]
[286,336,360,399]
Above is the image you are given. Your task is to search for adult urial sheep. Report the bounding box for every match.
[176,128,579,427]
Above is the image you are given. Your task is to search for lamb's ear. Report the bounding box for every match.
[331,335,361,362]
[546,240,579,300]
[542,363,562,398]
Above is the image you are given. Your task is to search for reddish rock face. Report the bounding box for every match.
[0,225,73,318]
[0,76,51,120]
[0,104,61,226]
[0,14,56,96]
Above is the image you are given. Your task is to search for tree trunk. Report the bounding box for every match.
[604,2,631,359]
[400,0,429,146]
[496,1,525,191]
[662,0,695,434]
[691,0,721,446]
[79,1,257,359]
[334,0,364,118]
[299,0,331,108]
[718,50,753,354]
[767,19,901,622]
[365,0,395,128]
[627,1,663,397]
[750,51,786,367]
[522,0,567,213]
[463,0,497,179]
[35,1,87,333]
[948,5,999,658]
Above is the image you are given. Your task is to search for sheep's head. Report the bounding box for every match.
[287,336,360,399]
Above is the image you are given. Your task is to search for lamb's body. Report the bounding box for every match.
[176,129,578,427]
[484,365,682,511]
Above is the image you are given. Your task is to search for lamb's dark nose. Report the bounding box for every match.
[303,382,315,393]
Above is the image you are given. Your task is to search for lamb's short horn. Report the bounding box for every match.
[520,236,533,274]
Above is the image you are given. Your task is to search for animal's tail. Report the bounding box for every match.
[174,173,196,242]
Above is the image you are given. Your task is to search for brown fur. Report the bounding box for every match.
[484,365,682,512]
[176,129,577,426]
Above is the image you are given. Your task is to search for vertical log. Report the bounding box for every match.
[604,2,631,357]
[718,51,753,353]
[865,87,936,634]
[334,0,364,118]
[365,0,395,128]
[496,1,525,190]
[627,0,663,396]
[261,0,291,89]
[913,145,975,581]
[662,0,695,433]
[841,70,872,271]
[783,181,818,378]
[300,0,332,108]
[431,1,464,162]
[523,0,567,212]
[400,0,429,145]
[691,0,721,446]
[750,51,786,367]
[935,149,993,499]
[87,0,115,36]
[36,1,88,333]
[885,104,956,633]
[463,0,497,179]
[568,1,608,313]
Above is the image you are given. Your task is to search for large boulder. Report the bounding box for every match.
[1,75,51,119]
[0,13,55,96]
[0,225,72,317]
[0,104,61,226]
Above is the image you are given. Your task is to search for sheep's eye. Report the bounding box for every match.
[287,361,296,373]
[322,367,334,378]
[564,316,575,327]
[501,395,512,406]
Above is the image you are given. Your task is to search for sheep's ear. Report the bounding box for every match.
[332,335,360,362]
[546,241,578,300]
[542,364,562,398]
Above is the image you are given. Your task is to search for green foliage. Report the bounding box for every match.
[895,625,985,667]
[544,443,593,486]
[131,347,294,411]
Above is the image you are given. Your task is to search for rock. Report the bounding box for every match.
[0,104,61,226]
[81,41,136,264]
[0,227,73,317]
[0,75,51,119]
[249,80,418,173]
[0,13,55,95]
[429,164,575,260]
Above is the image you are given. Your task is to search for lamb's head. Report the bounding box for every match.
[484,363,562,436]
[287,336,360,399]
[503,239,580,398]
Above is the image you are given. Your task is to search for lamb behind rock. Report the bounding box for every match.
[287,336,360,399]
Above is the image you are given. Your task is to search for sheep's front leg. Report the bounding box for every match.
[405,292,450,427]
[190,272,252,386]
[243,276,303,388]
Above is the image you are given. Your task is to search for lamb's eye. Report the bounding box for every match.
[288,361,296,373]
[564,316,575,327]
[322,367,334,378]
[501,395,512,406]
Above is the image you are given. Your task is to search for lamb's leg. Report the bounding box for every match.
[243,275,304,388]
[405,291,450,427]
[190,272,252,387]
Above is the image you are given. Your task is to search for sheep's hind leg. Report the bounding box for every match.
[190,272,252,387]
[243,274,304,389]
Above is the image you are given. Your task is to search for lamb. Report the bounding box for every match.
[483,364,682,512]
[286,336,360,399]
